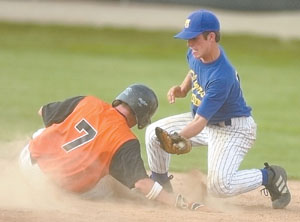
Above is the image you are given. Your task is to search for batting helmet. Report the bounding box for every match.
[112,84,158,129]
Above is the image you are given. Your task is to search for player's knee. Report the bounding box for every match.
[207,175,232,197]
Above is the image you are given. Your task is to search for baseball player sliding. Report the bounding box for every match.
[146,9,291,209]
[18,84,209,211]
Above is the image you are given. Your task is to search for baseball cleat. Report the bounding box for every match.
[263,162,291,209]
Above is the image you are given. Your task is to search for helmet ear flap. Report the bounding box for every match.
[136,112,151,129]
[112,84,158,129]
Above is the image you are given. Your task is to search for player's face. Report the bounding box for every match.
[187,34,212,62]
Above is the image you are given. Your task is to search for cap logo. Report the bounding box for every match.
[184,19,191,28]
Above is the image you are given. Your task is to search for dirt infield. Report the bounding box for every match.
[0,140,299,222]
[1,2,299,221]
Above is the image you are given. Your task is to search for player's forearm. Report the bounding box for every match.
[168,72,192,103]
[179,114,207,139]
[135,178,174,205]
[134,178,202,210]
[179,71,192,96]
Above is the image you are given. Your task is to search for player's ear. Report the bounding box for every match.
[208,32,216,41]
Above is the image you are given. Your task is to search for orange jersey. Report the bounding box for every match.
[29,96,136,193]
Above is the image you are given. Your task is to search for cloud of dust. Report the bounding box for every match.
[0,137,141,216]
[0,138,80,212]
[178,169,244,213]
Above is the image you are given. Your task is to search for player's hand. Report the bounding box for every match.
[167,85,183,104]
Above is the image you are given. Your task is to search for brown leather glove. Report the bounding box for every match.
[155,127,192,155]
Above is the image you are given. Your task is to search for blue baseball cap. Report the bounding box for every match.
[174,10,220,40]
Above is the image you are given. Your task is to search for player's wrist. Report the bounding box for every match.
[145,181,163,200]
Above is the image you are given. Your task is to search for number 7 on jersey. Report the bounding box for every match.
[62,118,98,152]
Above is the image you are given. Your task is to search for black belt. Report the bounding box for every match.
[210,119,232,127]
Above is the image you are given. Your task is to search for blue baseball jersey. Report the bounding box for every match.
[187,47,251,124]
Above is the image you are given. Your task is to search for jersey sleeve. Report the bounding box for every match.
[109,139,148,189]
[41,96,85,127]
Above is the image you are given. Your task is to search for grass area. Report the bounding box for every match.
[1,22,300,178]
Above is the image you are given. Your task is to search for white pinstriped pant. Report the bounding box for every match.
[145,112,263,197]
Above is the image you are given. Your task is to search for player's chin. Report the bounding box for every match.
[192,51,201,59]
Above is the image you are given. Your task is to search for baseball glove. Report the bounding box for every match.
[155,127,191,155]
